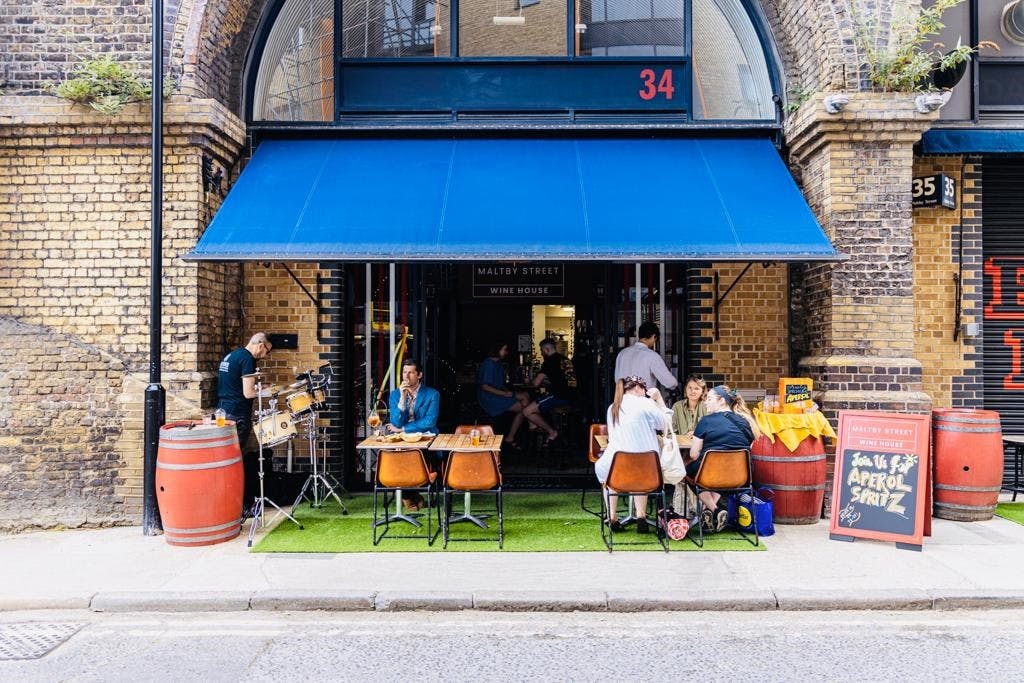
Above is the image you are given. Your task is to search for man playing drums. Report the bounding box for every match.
[217,332,273,508]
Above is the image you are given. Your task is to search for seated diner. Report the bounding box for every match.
[594,375,672,534]
[478,341,558,447]
[687,384,761,532]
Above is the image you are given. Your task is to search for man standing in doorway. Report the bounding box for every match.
[217,332,273,510]
[614,321,678,393]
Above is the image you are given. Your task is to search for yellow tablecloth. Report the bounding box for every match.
[754,409,837,452]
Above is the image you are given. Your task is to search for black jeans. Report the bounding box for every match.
[226,412,258,511]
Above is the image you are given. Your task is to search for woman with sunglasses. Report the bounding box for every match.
[687,384,761,532]
[594,375,672,534]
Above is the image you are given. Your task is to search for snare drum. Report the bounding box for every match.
[286,386,326,416]
[256,411,297,447]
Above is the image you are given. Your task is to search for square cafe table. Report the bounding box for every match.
[356,434,436,528]
[428,433,503,529]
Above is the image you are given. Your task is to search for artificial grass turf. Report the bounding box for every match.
[995,502,1024,525]
[251,492,766,552]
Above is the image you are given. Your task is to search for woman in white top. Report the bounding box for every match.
[595,375,672,534]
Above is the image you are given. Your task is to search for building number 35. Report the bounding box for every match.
[639,69,675,101]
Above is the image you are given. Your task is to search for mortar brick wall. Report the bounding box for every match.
[785,93,936,410]
[0,95,246,527]
[688,263,790,391]
[912,154,983,409]
[0,0,181,95]
[0,317,129,532]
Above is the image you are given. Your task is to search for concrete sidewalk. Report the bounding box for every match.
[3,511,1024,613]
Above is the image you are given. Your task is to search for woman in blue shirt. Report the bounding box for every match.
[478,342,557,447]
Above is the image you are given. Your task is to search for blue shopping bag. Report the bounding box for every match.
[727,488,775,537]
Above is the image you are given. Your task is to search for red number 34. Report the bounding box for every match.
[639,68,675,101]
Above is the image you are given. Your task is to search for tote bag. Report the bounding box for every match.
[659,420,687,485]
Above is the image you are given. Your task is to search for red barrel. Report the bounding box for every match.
[932,408,1003,521]
[156,422,244,546]
[751,434,827,524]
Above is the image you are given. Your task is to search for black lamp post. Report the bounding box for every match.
[143,0,165,536]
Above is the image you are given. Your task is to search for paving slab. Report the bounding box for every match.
[2,513,1024,613]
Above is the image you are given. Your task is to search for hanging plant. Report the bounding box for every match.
[854,0,997,93]
[51,56,176,115]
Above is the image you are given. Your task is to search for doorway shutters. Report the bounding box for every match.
[982,156,1024,483]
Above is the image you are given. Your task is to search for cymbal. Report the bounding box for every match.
[241,371,263,379]
[286,380,307,390]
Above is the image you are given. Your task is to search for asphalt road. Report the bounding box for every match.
[2,609,1022,681]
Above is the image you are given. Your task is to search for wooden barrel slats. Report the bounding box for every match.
[932,409,1003,522]
[751,434,827,524]
[155,421,244,546]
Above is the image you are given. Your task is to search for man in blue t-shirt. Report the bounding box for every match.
[217,332,273,508]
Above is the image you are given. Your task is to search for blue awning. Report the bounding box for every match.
[920,129,1024,154]
[185,137,840,262]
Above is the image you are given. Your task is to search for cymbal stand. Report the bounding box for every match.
[292,408,348,515]
[247,376,303,548]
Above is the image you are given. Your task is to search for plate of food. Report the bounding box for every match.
[382,433,402,443]
[400,432,424,443]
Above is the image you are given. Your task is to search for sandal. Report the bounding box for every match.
[544,431,559,445]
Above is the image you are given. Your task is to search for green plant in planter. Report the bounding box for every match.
[52,56,176,115]
[854,0,997,93]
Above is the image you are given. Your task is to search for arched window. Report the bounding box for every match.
[249,0,777,122]
[252,0,334,121]
[692,0,773,119]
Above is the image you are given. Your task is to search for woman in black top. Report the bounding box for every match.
[686,384,761,532]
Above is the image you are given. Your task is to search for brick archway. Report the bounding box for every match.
[174,0,881,118]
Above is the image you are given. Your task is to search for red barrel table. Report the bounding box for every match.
[156,421,244,546]
[932,408,1003,521]
[751,433,828,524]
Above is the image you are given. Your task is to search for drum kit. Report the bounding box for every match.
[245,365,347,547]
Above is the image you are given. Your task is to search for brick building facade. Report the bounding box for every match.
[0,0,1004,530]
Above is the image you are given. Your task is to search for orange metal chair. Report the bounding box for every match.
[442,450,504,549]
[684,449,758,548]
[580,424,608,517]
[372,448,439,545]
[600,450,668,552]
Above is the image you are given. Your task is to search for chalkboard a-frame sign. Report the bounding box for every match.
[829,411,931,551]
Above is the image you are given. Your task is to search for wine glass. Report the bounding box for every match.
[368,405,382,437]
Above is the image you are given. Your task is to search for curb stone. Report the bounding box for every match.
[250,590,376,611]
[90,591,253,613]
[0,594,94,611]
[775,588,931,611]
[473,591,607,612]
[374,591,473,611]
[930,589,1024,610]
[608,589,777,612]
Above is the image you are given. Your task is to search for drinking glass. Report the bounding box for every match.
[368,406,382,437]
